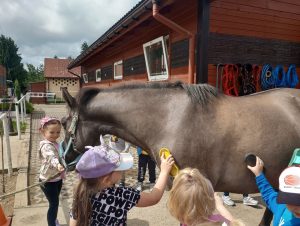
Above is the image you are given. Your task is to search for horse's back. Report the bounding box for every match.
[211,88,300,193]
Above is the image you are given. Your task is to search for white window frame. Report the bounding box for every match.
[114,60,123,80]
[143,36,169,81]
[96,69,101,82]
[82,73,88,83]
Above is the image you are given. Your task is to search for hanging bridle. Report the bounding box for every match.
[59,112,83,170]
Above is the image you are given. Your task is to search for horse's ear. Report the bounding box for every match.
[61,87,76,109]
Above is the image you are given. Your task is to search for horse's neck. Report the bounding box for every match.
[89,89,172,146]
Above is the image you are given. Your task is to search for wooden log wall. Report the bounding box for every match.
[208,0,300,87]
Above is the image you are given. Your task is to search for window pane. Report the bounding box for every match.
[115,63,122,77]
[145,42,167,77]
[96,70,101,80]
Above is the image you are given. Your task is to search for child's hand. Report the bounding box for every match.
[57,163,65,172]
[160,154,174,174]
[247,157,264,176]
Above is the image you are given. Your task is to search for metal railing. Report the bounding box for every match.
[15,94,27,139]
[0,113,12,176]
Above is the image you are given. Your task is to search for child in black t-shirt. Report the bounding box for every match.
[70,135,174,226]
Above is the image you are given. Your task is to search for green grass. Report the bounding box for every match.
[0,120,27,135]
[12,120,27,133]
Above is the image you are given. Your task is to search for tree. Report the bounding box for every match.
[0,35,27,92]
[14,79,21,99]
[81,41,89,53]
[25,63,44,85]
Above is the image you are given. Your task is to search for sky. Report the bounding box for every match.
[0,0,141,68]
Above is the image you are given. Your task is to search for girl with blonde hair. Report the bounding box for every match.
[167,168,245,226]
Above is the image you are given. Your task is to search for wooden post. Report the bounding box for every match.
[196,0,210,84]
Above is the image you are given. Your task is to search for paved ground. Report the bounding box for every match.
[11,104,268,225]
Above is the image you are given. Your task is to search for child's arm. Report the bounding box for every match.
[136,155,174,207]
[41,143,64,172]
[247,157,278,213]
[214,193,234,221]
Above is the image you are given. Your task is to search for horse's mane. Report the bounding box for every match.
[181,83,219,105]
[76,81,219,111]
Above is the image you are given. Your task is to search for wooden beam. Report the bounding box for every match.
[196,0,210,84]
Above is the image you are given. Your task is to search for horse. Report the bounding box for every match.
[60,81,300,226]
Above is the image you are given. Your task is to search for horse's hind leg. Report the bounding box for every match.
[258,208,273,226]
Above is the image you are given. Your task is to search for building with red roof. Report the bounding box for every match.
[44,58,81,99]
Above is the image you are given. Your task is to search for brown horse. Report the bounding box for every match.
[60,82,300,226]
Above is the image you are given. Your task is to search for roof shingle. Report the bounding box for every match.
[44,58,81,78]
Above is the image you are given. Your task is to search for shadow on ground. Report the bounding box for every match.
[128,218,149,226]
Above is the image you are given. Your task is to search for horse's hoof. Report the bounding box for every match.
[245,153,257,167]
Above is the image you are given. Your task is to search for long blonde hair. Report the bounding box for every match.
[72,176,105,226]
[167,168,215,225]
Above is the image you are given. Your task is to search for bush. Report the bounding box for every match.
[12,120,27,133]
[0,102,15,111]
[25,101,34,113]
[0,101,34,113]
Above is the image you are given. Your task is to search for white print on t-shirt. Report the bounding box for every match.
[279,217,285,226]
[90,187,140,226]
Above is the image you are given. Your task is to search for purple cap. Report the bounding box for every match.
[76,136,133,179]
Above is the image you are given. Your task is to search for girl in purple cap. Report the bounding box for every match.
[70,137,174,226]
[38,116,65,226]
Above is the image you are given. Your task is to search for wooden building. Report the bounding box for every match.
[68,0,300,89]
[0,65,6,96]
[29,81,47,104]
[44,58,81,99]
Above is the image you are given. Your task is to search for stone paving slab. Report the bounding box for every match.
[0,120,30,171]
[13,204,68,226]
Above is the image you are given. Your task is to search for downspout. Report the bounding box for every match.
[152,1,195,84]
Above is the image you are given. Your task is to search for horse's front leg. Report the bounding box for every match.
[258,207,273,226]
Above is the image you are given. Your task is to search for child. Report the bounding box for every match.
[38,116,65,226]
[167,168,244,226]
[222,192,258,206]
[108,135,131,187]
[70,136,174,226]
[136,146,156,191]
[247,156,300,225]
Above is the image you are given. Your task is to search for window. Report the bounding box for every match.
[143,36,169,81]
[96,69,101,82]
[114,60,123,80]
[82,73,88,83]
[101,65,113,80]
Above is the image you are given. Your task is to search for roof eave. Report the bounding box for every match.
[68,0,153,69]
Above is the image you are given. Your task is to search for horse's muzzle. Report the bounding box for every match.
[59,139,82,171]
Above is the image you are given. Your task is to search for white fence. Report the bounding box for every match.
[26,92,56,99]
[14,94,28,139]
[14,92,58,139]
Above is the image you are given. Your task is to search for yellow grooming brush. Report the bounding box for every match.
[159,147,179,177]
